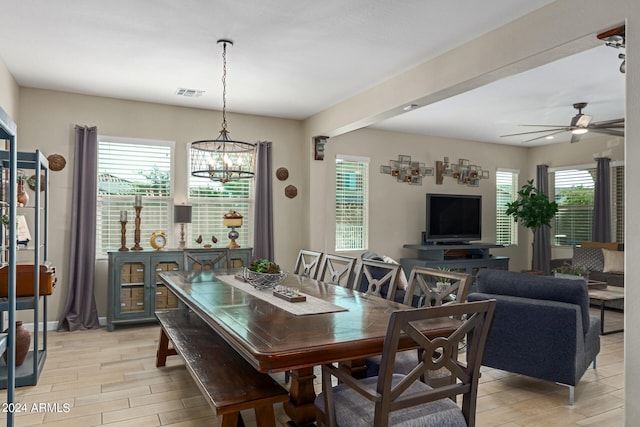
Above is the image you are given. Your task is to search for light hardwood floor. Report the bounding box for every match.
[0,308,624,426]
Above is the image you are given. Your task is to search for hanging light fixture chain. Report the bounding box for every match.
[221,40,228,132]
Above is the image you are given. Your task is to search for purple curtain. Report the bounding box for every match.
[57,125,100,331]
[533,164,552,275]
[592,157,611,242]
[253,141,274,260]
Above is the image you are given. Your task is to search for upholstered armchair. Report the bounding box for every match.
[468,269,600,404]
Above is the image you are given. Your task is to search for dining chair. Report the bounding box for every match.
[403,267,471,309]
[318,254,357,288]
[315,300,497,427]
[293,249,324,278]
[183,248,230,271]
[352,259,400,300]
[365,267,473,385]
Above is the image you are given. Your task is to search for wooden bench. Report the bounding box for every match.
[155,310,289,427]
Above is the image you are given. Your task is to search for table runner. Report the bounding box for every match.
[217,274,347,316]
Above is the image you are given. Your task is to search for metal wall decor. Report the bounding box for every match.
[313,136,328,161]
[435,157,489,186]
[380,154,434,186]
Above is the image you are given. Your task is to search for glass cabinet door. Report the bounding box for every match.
[153,260,180,310]
[117,261,146,315]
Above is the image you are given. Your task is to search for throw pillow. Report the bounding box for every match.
[381,255,408,290]
[572,247,604,272]
[602,249,624,273]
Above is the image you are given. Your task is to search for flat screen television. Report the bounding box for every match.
[425,193,482,243]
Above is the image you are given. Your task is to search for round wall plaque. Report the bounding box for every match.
[276,167,289,181]
[284,185,298,199]
[48,154,67,171]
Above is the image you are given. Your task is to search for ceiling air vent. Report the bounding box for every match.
[176,88,205,97]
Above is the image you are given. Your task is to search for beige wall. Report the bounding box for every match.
[0,55,19,124]
[317,128,530,270]
[17,88,305,321]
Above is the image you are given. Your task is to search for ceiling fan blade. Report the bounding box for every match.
[501,128,570,137]
[518,124,570,128]
[590,118,625,127]
[521,129,568,143]
[590,128,625,137]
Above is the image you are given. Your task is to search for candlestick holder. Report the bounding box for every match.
[131,206,143,250]
[119,220,129,251]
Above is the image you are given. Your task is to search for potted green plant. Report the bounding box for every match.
[552,262,589,280]
[16,171,29,207]
[505,179,558,272]
[435,266,451,293]
[244,258,287,289]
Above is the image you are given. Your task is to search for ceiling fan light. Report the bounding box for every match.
[572,128,588,135]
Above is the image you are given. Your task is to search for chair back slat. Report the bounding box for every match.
[183,248,230,271]
[318,254,356,287]
[354,259,400,300]
[293,249,323,279]
[404,267,471,308]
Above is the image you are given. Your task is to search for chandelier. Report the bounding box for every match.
[190,39,256,183]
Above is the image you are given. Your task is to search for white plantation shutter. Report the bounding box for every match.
[188,171,252,248]
[614,165,624,243]
[552,168,596,246]
[496,170,518,245]
[97,139,173,257]
[335,155,369,251]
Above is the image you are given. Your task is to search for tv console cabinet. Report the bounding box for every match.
[400,243,508,284]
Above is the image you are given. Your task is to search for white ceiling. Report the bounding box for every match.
[0,0,625,146]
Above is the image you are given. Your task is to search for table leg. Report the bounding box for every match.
[283,367,317,426]
[599,300,624,335]
[156,328,177,367]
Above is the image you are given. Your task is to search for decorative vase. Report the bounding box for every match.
[3,321,31,366]
[17,180,29,207]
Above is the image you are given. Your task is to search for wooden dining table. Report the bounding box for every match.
[158,270,460,426]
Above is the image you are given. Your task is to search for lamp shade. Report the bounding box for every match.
[174,205,192,224]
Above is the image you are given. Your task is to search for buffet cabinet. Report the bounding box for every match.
[107,248,252,331]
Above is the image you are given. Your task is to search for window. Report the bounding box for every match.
[188,169,253,249]
[551,164,624,246]
[335,155,369,251]
[97,138,173,257]
[496,169,518,245]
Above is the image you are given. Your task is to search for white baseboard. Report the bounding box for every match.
[19,317,107,332]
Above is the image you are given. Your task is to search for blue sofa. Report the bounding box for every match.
[468,269,600,404]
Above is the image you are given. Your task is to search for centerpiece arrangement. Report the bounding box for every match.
[552,262,589,280]
[243,258,287,289]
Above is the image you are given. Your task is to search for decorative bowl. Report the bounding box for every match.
[243,268,287,290]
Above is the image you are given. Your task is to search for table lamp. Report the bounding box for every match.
[223,210,243,248]
[174,205,192,248]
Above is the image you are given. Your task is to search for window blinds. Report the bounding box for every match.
[97,140,173,257]
[335,156,369,251]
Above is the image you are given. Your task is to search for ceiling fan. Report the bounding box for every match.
[501,102,625,143]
